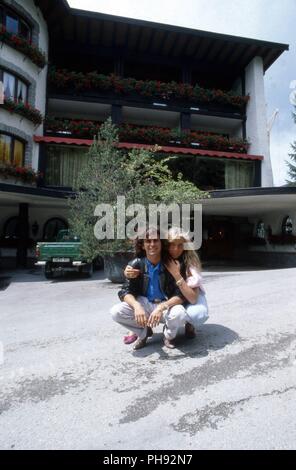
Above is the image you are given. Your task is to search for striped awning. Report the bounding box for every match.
[34,136,263,161]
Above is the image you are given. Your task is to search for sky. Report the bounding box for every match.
[68,0,296,186]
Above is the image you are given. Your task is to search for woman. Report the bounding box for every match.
[123,227,209,344]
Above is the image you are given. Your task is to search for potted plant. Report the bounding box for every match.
[68,118,208,282]
[0,162,41,185]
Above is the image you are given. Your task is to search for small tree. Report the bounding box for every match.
[286,106,296,185]
[68,118,208,261]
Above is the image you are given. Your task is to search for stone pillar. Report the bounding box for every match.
[111,104,123,125]
[114,56,124,77]
[245,56,273,187]
[182,65,192,84]
[37,142,46,187]
[180,112,191,132]
[17,203,29,268]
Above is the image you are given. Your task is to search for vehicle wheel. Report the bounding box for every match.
[93,255,104,270]
[84,262,93,278]
[44,262,54,280]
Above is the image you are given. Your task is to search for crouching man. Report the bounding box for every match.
[110,228,186,350]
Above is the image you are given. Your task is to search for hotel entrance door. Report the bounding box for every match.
[201,219,236,261]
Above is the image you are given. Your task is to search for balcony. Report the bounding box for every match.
[36,117,261,191]
[35,139,260,191]
[44,117,249,153]
[48,67,249,117]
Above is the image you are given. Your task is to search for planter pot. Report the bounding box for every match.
[268,235,296,245]
[0,176,36,187]
[104,252,134,283]
[248,237,267,246]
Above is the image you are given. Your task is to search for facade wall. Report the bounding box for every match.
[0,203,69,268]
[245,56,274,187]
[244,211,296,267]
[0,0,48,169]
[0,204,18,268]
[27,206,69,242]
[249,211,296,254]
[0,204,69,242]
[231,76,243,95]
[2,5,294,270]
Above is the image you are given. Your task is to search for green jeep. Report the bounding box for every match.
[35,230,94,279]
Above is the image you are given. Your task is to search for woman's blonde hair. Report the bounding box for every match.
[167,227,202,273]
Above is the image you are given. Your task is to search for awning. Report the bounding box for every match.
[34,136,94,146]
[34,136,263,161]
[118,142,263,160]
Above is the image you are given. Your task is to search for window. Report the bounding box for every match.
[45,145,89,187]
[19,19,31,41]
[0,5,32,41]
[13,139,25,166]
[167,155,256,190]
[0,134,11,164]
[17,79,27,103]
[282,216,293,235]
[0,133,25,165]
[43,218,69,241]
[0,69,28,103]
[56,231,80,242]
[3,71,15,100]
[6,12,18,35]
[3,216,21,239]
[256,221,265,239]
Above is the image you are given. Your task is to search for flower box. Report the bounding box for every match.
[45,117,250,153]
[0,26,46,68]
[0,164,41,185]
[2,99,43,125]
[48,67,250,110]
[0,176,36,186]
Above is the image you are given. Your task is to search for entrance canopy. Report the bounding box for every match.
[0,183,70,208]
[202,187,296,216]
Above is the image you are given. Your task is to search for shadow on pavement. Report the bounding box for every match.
[0,276,11,291]
[202,260,296,273]
[132,323,239,360]
[49,270,106,283]
[0,268,107,283]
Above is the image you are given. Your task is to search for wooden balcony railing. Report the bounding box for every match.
[48,67,249,112]
[44,117,250,153]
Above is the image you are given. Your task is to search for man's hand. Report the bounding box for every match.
[134,304,147,327]
[124,265,141,279]
[147,306,163,328]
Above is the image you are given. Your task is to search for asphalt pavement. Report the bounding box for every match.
[0,265,296,449]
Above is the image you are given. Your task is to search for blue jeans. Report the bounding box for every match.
[185,292,209,328]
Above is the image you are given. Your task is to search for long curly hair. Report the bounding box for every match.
[134,227,168,257]
[167,227,202,273]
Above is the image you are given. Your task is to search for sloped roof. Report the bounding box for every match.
[35,0,288,73]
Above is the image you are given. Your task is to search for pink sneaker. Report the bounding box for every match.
[123,333,138,345]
